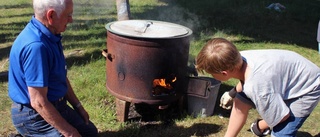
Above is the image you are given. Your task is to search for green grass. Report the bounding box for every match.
[1,0,320,136]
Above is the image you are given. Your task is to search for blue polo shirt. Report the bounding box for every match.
[8,16,67,104]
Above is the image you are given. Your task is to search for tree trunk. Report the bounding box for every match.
[116,0,130,21]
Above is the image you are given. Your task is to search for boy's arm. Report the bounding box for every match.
[224,97,252,137]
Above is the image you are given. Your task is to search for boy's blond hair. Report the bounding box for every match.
[195,38,242,74]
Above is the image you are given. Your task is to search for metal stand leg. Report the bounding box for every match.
[115,98,130,122]
[178,95,186,112]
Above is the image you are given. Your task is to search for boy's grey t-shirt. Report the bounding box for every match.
[239,49,320,128]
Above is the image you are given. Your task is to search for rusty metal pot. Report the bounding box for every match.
[104,20,192,121]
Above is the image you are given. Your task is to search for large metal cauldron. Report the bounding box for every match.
[104,20,192,121]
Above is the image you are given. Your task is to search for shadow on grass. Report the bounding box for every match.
[0,13,34,19]
[131,0,320,50]
[0,46,11,61]
[0,21,30,43]
[297,131,316,137]
[0,3,31,9]
[96,83,233,137]
[0,71,8,82]
[65,49,105,68]
[98,123,221,137]
[2,0,319,71]
[313,132,320,137]
[99,99,222,137]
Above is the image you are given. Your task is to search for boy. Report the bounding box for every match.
[195,38,320,137]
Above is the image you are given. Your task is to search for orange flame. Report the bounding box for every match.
[153,77,176,89]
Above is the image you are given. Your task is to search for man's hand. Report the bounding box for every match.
[28,87,81,137]
[62,128,82,137]
[220,92,234,110]
[77,106,90,125]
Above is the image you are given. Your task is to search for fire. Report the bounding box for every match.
[153,77,176,89]
[152,75,177,96]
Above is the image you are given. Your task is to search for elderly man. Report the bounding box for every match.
[8,0,98,136]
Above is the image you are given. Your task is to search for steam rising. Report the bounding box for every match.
[72,0,200,33]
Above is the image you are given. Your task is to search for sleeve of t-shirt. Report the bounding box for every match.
[22,42,49,87]
[244,77,290,128]
[235,92,255,108]
[254,92,290,128]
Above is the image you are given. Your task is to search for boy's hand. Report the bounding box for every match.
[220,92,233,110]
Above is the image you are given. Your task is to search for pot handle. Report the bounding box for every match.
[134,21,153,33]
[102,49,115,61]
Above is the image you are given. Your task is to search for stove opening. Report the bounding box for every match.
[152,74,176,96]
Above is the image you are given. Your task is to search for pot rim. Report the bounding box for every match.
[105,20,193,39]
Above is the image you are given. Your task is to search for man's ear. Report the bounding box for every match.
[46,10,55,25]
